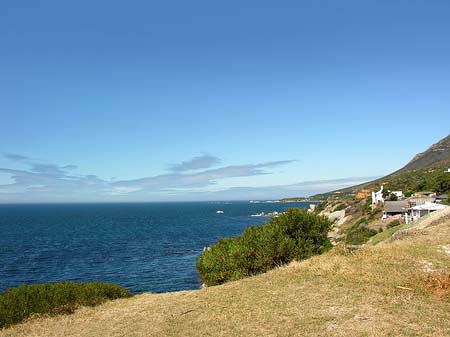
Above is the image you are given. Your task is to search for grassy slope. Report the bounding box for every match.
[2,213,450,336]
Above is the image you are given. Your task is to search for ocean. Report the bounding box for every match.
[0,201,311,294]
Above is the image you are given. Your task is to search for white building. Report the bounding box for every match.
[372,186,384,204]
[390,191,404,198]
[410,202,448,221]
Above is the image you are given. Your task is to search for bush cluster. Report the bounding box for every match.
[196,208,332,286]
[387,219,401,228]
[333,203,347,211]
[345,223,378,245]
[315,202,326,213]
[382,168,450,196]
[0,281,131,328]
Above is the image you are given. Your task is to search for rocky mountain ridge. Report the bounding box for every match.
[398,133,450,172]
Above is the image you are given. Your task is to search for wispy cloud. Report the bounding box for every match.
[0,167,109,196]
[0,154,299,202]
[4,153,30,162]
[30,163,70,176]
[113,160,296,190]
[182,177,379,201]
[0,153,375,203]
[168,154,221,172]
[62,165,78,170]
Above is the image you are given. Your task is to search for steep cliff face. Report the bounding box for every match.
[399,134,450,172]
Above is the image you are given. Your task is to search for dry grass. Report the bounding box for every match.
[427,273,450,300]
[2,215,450,337]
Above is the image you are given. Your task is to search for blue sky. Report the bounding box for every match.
[1,0,449,202]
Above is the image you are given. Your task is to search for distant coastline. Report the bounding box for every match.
[248,198,320,203]
[277,197,320,203]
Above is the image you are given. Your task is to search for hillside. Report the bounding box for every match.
[311,133,450,200]
[2,209,450,337]
[398,134,450,172]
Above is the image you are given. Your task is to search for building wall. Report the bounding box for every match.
[372,186,384,204]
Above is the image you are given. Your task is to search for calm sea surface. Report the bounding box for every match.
[0,201,310,294]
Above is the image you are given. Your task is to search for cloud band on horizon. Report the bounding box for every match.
[0,154,311,202]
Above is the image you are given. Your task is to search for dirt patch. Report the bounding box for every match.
[419,260,436,273]
[426,272,450,300]
[441,245,450,255]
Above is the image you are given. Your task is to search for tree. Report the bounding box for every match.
[388,193,398,201]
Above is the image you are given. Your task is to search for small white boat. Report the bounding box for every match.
[216,210,224,214]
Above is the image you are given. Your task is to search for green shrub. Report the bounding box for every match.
[387,219,401,228]
[0,281,131,328]
[355,217,368,226]
[315,202,326,213]
[388,193,398,201]
[363,199,372,214]
[345,224,378,245]
[333,203,347,211]
[196,209,332,286]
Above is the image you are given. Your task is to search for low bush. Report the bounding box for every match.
[355,217,368,226]
[333,203,347,211]
[345,224,378,245]
[0,281,131,328]
[315,202,326,213]
[363,199,372,214]
[387,219,401,228]
[196,208,332,286]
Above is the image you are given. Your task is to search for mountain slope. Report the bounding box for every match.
[398,134,450,172]
[311,133,450,199]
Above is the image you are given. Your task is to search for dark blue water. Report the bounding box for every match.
[0,201,310,294]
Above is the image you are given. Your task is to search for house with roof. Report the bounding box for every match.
[411,202,448,221]
[407,196,436,207]
[382,200,409,220]
[436,194,448,203]
[383,197,448,224]
[412,192,436,198]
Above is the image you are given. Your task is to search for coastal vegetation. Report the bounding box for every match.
[320,166,450,245]
[312,165,450,201]
[369,223,405,245]
[312,134,450,201]
[381,169,450,196]
[3,209,450,336]
[306,135,450,247]
[2,135,450,335]
[344,221,378,246]
[196,208,332,286]
[0,281,131,329]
